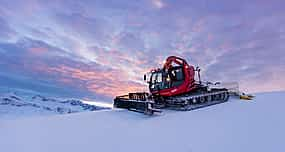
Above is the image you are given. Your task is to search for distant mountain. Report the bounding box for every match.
[0,91,108,118]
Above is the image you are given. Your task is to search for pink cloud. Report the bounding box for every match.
[43,65,146,97]
[28,47,48,55]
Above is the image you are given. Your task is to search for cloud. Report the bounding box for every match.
[53,13,114,45]
[28,47,48,55]
[113,32,145,52]
[0,0,284,101]
[151,0,165,9]
[202,29,285,93]
[0,37,147,99]
[45,65,145,97]
[0,17,16,41]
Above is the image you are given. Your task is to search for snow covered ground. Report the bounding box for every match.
[1,91,285,152]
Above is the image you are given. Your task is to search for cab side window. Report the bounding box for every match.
[169,67,184,87]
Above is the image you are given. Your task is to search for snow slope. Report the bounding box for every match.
[1,92,285,152]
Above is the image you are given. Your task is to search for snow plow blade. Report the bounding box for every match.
[113,93,161,115]
[218,82,255,100]
[239,94,255,100]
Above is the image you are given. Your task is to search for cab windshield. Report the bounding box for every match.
[149,66,184,91]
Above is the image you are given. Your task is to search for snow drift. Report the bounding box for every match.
[1,91,285,152]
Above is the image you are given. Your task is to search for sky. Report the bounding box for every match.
[0,0,284,102]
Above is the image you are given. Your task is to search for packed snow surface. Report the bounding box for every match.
[1,92,285,152]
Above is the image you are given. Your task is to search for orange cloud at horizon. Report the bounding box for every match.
[45,65,147,97]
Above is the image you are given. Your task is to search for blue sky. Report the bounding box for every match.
[0,0,284,101]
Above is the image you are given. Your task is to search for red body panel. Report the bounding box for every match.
[150,56,196,97]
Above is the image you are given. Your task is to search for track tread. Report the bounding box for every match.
[113,89,230,115]
[164,89,229,111]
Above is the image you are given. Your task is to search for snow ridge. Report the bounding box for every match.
[0,92,108,118]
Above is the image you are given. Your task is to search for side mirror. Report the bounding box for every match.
[143,74,147,81]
